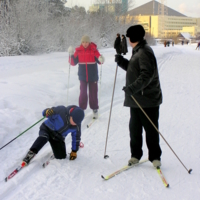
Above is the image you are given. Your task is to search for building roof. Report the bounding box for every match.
[178,32,193,40]
[127,0,186,17]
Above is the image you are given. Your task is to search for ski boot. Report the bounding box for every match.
[23,150,36,165]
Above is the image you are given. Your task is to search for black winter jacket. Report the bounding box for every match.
[121,37,128,54]
[118,40,162,108]
[114,37,121,54]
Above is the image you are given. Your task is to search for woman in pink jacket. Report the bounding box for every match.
[68,35,105,119]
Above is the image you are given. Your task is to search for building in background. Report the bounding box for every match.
[119,0,200,39]
[89,0,128,15]
[122,0,128,13]
[89,3,116,13]
[90,0,199,39]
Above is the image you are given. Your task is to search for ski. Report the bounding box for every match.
[5,161,26,182]
[87,118,96,128]
[86,111,100,128]
[156,167,169,188]
[101,159,148,180]
[42,154,55,168]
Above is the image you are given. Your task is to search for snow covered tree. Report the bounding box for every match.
[0,0,142,56]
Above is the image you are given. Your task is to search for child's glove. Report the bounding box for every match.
[69,151,77,160]
[98,55,105,64]
[45,108,54,117]
[68,46,74,56]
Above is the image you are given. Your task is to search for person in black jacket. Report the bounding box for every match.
[115,25,163,168]
[22,105,85,165]
[121,34,128,55]
[114,33,121,54]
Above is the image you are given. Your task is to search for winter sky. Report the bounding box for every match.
[65,0,200,18]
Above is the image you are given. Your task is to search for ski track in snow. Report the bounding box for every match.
[0,45,200,200]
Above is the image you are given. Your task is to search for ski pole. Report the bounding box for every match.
[98,62,103,117]
[104,64,118,159]
[130,95,192,174]
[67,55,71,106]
[0,116,46,151]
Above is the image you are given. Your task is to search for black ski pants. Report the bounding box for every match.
[30,123,66,159]
[129,106,162,162]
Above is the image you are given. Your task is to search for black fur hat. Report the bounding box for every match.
[126,25,145,43]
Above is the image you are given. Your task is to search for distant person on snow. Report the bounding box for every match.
[22,105,85,165]
[68,35,105,119]
[121,34,128,55]
[164,41,167,47]
[115,25,163,168]
[167,41,170,47]
[196,42,200,50]
[114,33,121,54]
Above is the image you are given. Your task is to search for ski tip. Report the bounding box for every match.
[188,169,192,174]
[166,184,170,188]
[101,175,105,180]
[5,177,8,182]
[87,125,89,128]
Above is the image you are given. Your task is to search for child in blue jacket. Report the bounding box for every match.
[22,105,85,165]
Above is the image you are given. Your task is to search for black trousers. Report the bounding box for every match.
[115,48,121,55]
[129,107,162,162]
[30,123,67,159]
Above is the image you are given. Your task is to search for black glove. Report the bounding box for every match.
[69,151,77,160]
[122,86,133,96]
[115,54,123,64]
[45,108,54,117]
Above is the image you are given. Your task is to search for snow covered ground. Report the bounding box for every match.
[0,44,200,200]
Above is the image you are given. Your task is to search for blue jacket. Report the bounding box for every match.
[42,105,81,152]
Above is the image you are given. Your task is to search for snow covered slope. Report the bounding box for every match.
[0,44,200,200]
